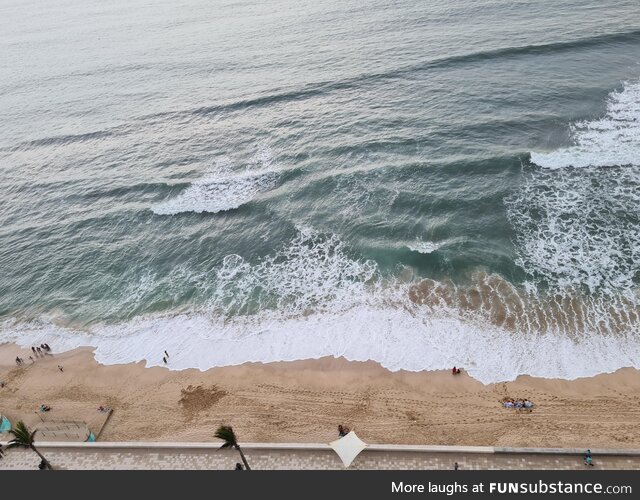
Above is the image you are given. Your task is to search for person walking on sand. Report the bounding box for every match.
[57,365,64,372]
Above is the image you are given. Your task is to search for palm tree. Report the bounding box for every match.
[7,421,52,470]
[215,425,251,470]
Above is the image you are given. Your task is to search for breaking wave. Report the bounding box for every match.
[530,80,640,169]
[512,80,640,296]
[152,147,278,215]
[3,227,639,384]
[406,239,443,254]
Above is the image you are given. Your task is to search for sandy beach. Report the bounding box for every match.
[1,342,640,448]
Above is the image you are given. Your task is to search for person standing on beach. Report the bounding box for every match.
[164,350,169,358]
[162,357,167,364]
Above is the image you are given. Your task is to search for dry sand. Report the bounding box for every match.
[1,343,640,448]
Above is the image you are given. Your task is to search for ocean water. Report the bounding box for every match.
[1,0,639,383]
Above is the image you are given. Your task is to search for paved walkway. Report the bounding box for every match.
[1,443,640,470]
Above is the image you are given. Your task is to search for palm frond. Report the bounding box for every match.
[214,425,237,448]
[7,421,33,449]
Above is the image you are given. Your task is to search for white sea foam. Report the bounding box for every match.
[3,294,639,385]
[3,227,639,384]
[406,239,442,254]
[152,147,278,215]
[208,226,379,317]
[506,165,640,295]
[531,80,640,169]
[512,79,640,295]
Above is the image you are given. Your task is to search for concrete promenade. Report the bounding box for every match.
[1,442,640,470]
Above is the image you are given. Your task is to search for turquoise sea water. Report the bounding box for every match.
[0,0,639,382]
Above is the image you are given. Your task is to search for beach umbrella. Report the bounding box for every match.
[329,431,367,468]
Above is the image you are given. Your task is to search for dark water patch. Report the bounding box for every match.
[415,29,640,71]
[189,83,350,118]
[141,29,640,124]
[3,129,118,152]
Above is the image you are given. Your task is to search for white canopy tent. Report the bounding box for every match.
[329,431,367,468]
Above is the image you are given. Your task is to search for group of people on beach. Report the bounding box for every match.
[502,398,534,409]
[32,344,51,356]
[15,344,53,366]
